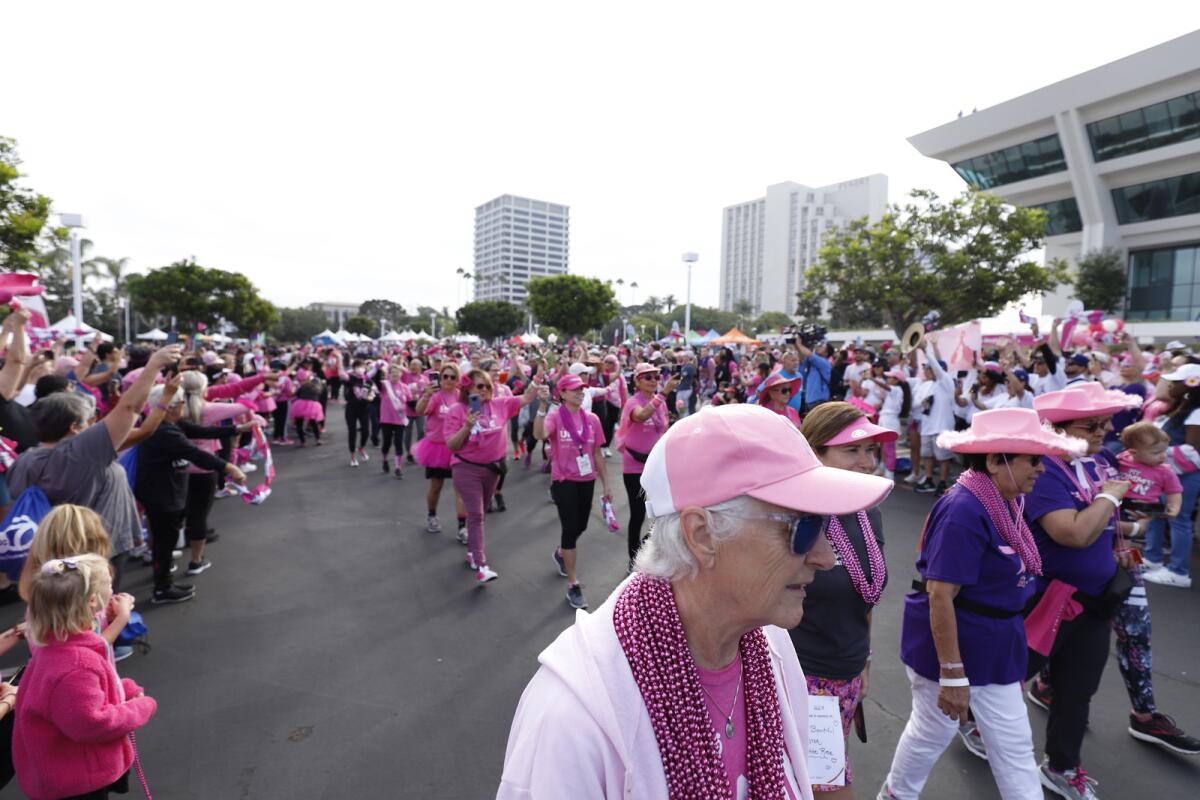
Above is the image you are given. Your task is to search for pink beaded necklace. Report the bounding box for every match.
[826,512,886,605]
[613,573,786,800]
[956,468,1042,575]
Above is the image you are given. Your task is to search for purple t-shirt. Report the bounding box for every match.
[1023,457,1118,598]
[901,486,1035,686]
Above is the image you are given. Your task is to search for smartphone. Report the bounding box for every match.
[4,664,25,687]
[468,394,482,414]
[425,370,438,381]
[1123,499,1169,517]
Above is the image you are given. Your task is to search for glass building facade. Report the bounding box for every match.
[951,134,1067,189]
[1031,197,1083,236]
[1111,171,1200,225]
[1087,91,1200,162]
[1127,244,1200,320]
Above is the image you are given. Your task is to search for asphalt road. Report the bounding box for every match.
[1,409,1197,799]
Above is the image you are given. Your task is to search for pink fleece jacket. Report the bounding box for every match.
[206,373,265,401]
[14,631,156,800]
[498,576,814,799]
[186,401,255,474]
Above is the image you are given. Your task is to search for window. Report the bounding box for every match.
[1030,197,1083,236]
[1127,244,1200,321]
[951,134,1067,189]
[1112,171,1200,224]
[1087,91,1200,161]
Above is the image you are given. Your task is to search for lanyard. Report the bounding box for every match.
[1046,455,1119,537]
[558,404,589,454]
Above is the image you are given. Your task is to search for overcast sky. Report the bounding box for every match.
[3,2,1196,317]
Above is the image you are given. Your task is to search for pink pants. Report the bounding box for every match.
[452,462,500,566]
[882,439,897,471]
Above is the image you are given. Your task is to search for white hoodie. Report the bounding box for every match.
[497,578,815,799]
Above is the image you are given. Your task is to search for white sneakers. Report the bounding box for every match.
[904,472,921,484]
[476,565,499,584]
[426,516,441,533]
[350,456,359,468]
[1143,568,1192,588]
[457,526,469,545]
[357,448,369,462]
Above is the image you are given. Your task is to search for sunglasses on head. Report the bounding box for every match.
[751,512,830,555]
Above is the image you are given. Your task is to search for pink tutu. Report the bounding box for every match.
[290,399,325,422]
[413,437,452,469]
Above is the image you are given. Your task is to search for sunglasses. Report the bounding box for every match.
[440,373,457,380]
[637,374,658,381]
[1068,420,1108,433]
[772,386,792,394]
[751,512,830,555]
[475,383,490,391]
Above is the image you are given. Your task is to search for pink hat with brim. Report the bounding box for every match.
[557,374,585,392]
[759,370,801,395]
[633,362,661,379]
[641,404,893,517]
[937,408,1087,458]
[1034,383,1143,424]
[826,417,898,446]
[886,368,907,381]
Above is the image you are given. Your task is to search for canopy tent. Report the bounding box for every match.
[685,329,708,345]
[710,327,761,346]
[519,332,543,345]
[413,330,435,342]
[378,330,405,343]
[136,327,169,341]
[454,333,481,344]
[311,329,339,346]
[48,314,112,342]
[398,329,419,340]
[333,329,353,343]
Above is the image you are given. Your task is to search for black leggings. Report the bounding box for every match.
[403,411,424,455]
[327,374,342,401]
[345,403,370,452]
[600,401,620,446]
[146,507,184,592]
[1025,608,1112,771]
[623,471,647,562]
[552,480,595,550]
[185,472,217,542]
[272,401,290,440]
[369,401,381,445]
[294,418,321,444]
[381,423,405,460]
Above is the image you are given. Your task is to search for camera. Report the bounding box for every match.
[781,323,827,349]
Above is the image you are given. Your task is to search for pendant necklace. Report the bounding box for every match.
[698,657,743,739]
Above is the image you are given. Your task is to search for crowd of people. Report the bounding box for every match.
[0,306,1197,798]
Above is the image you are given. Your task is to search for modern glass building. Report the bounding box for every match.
[908,30,1200,336]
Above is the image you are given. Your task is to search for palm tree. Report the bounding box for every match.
[664,294,677,313]
[90,256,131,297]
[630,281,639,306]
[644,295,661,313]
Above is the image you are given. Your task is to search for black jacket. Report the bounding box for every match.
[135,421,231,513]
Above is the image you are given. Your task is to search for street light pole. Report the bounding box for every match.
[61,213,85,323]
[682,252,698,343]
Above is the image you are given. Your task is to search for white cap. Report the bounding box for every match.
[568,362,594,376]
[1160,363,1200,385]
[1166,340,1187,351]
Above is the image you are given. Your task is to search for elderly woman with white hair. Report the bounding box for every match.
[499,404,893,799]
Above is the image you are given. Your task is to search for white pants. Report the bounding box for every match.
[884,667,1041,799]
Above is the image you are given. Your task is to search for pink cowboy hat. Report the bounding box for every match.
[826,416,898,446]
[759,370,801,396]
[937,408,1086,458]
[632,362,662,380]
[1034,383,1143,424]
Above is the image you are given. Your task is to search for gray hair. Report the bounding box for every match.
[634,495,758,581]
[32,391,97,443]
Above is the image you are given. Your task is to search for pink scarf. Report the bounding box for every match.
[956,468,1042,575]
[613,573,785,799]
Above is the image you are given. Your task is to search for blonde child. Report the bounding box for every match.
[1119,422,1183,570]
[14,553,156,799]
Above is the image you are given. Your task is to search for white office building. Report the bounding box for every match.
[307,301,361,329]
[720,175,888,315]
[473,195,569,304]
[909,30,1200,335]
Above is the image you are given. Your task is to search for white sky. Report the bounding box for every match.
[3,2,1196,316]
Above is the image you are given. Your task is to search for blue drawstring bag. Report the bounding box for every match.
[119,446,139,491]
[115,610,149,651]
[0,487,52,581]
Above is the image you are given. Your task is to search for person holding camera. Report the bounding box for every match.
[796,341,833,413]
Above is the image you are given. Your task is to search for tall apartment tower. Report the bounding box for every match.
[720,175,888,315]
[473,194,570,304]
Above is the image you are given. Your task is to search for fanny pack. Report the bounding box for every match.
[457,456,507,476]
[911,579,1022,620]
[1072,567,1135,620]
[625,447,650,464]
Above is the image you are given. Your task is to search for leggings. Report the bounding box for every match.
[327,374,342,401]
[345,402,370,452]
[146,507,185,592]
[369,401,381,445]
[294,418,321,444]
[451,462,500,567]
[624,471,648,562]
[184,472,218,542]
[272,401,290,440]
[380,423,406,461]
[494,456,509,494]
[552,480,595,550]
[403,412,425,455]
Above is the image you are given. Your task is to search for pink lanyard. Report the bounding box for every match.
[1046,456,1121,545]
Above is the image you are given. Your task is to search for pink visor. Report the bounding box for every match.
[825,417,898,446]
[640,404,892,517]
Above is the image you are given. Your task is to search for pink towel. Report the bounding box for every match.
[1024,579,1082,656]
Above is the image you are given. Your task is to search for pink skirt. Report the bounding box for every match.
[290,399,325,422]
[413,437,452,469]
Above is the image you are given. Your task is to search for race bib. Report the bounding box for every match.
[576,454,593,476]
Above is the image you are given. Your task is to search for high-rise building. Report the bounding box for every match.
[473,195,569,305]
[720,175,888,315]
[908,31,1200,332]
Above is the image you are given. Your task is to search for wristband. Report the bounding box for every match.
[939,662,965,670]
[1096,492,1122,509]
[1129,521,1142,538]
[536,411,547,417]
[938,676,970,687]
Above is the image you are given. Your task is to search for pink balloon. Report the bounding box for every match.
[1071,329,1093,347]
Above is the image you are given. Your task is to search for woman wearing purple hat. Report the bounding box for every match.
[499,403,892,799]
[880,408,1085,800]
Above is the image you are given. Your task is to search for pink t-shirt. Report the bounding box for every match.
[447,396,523,465]
[380,380,411,425]
[544,406,605,482]
[1117,450,1183,502]
[620,393,668,474]
[422,391,457,443]
[767,404,801,428]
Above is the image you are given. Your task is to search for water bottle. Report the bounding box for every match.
[601,496,620,533]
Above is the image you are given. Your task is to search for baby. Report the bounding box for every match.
[1117,422,1182,517]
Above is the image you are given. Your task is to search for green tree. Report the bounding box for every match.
[359,299,408,330]
[345,315,378,337]
[732,298,755,317]
[1073,249,1126,314]
[415,305,456,336]
[525,275,619,336]
[126,259,279,335]
[270,307,330,342]
[0,137,55,273]
[751,311,794,335]
[663,294,678,313]
[456,300,525,340]
[798,189,1067,337]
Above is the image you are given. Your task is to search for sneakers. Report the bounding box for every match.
[186,559,212,576]
[876,785,897,800]
[205,532,220,544]
[151,585,196,604]
[882,469,895,480]
[214,487,239,499]
[1039,760,1098,799]
[915,478,936,494]
[457,526,469,545]
[1143,568,1192,588]
[553,548,567,578]
[957,721,988,760]
[566,583,588,609]
[935,480,948,496]
[1142,557,1163,571]
[904,471,921,484]
[406,454,415,464]
[350,455,359,467]
[393,467,403,479]
[382,461,390,474]
[113,645,134,663]
[242,463,257,474]
[357,448,369,462]
[1027,677,1053,711]
[494,493,506,512]
[1128,712,1200,754]
[465,553,478,570]
[426,516,441,534]
[476,565,499,584]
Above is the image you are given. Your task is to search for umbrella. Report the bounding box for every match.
[136,328,169,341]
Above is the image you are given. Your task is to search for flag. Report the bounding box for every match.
[233,425,275,505]
[1018,308,1037,325]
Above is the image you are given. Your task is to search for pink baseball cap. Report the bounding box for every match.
[825,417,898,446]
[557,373,585,392]
[640,404,892,518]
